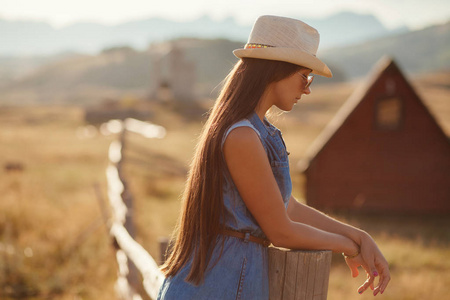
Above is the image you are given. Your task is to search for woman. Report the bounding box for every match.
[158,15,390,299]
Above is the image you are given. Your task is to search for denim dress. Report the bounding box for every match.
[158,111,292,300]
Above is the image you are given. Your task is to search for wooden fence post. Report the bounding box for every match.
[268,248,332,300]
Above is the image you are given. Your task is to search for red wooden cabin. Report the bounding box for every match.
[301,57,450,213]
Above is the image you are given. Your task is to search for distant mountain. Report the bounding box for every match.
[0,16,249,56]
[0,12,403,56]
[301,11,408,48]
[321,21,450,79]
[0,22,447,106]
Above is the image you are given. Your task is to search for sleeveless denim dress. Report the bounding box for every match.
[158,111,292,300]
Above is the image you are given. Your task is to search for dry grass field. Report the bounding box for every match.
[0,73,449,299]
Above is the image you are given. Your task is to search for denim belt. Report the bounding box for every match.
[222,228,271,247]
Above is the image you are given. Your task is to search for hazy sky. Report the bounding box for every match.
[1,0,449,30]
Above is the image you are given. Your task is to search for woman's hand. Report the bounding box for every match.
[345,232,391,296]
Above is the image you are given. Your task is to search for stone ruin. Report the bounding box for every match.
[150,43,196,101]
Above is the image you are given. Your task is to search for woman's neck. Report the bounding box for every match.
[255,86,274,121]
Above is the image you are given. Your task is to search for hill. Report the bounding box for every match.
[0,39,242,105]
[321,21,450,79]
[301,11,406,48]
[0,22,448,105]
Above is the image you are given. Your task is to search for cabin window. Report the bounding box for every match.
[375,96,402,129]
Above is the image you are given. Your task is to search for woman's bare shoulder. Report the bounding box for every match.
[223,126,263,153]
[223,126,268,169]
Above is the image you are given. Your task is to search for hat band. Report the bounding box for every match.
[243,43,317,58]
[244,43,274,49]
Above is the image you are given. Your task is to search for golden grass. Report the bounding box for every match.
[1,76,449,299]
[328,234,450,300]
[0,106,116,299]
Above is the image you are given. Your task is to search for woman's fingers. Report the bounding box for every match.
[353,233,391,296]
[363,250,379,279]
[370,267,377,290]
[351,265,359,278]
[376,269,391,294]
[372,274,388,296]
[357,275,374,295]
[373,286,381,296]
[361,264,391,296]
[357,262,376,294]
[345,240,391,296]
[348,260,360,277]
[374,255,391,294]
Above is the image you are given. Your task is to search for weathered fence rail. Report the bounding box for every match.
[111,223,164,300]
[103,118,332,300]
[105,118,166,300]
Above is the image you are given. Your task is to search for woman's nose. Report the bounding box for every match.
[303,86,311,95]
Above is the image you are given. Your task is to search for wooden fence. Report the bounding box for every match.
[269,248,332,300]
[105,118,166,300]
[103,118,332,300]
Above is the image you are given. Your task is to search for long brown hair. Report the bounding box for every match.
[161,58,302,284]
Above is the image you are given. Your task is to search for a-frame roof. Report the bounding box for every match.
[299,56,448,172]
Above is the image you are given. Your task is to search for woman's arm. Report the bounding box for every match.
[287,196,365,244]
[287,197,390,295]
[223,127,358,256]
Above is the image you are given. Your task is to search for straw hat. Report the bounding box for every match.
[233,15,332,78]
